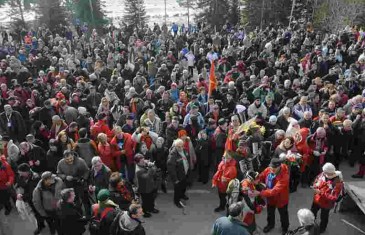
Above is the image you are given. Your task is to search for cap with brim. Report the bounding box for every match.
[270,158,283,168]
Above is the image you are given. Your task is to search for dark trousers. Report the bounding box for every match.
[121,162,136,183]
[45,210,61,235]
[140,192,155,212]
[301,165,311,187]
[218,192,227,209]
[198,162,210,184]
[309,157,321,184]
[30,203,45,230]
[214,148,224,172]
[267,204,289,231]
[173,178,187,205]
[311,202,330,232]
[289,166,301,193]
[0,189,12,213]
[188,66,194,76]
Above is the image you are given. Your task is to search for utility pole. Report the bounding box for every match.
[260,0,264,30]
[187,0,190,29]
[289,0,296,28]
[165,0,167,25]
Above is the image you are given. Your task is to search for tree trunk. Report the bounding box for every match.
[16,0,26,27]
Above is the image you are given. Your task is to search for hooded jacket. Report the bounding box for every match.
[312,172,343,209]
[111,211,145,235]
[32,175,64,216]
[212,159,237,193]
[259,164,290,208]
[295,128,312,172]
[0,156,14,190]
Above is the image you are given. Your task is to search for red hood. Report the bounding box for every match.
[296,128,310,145]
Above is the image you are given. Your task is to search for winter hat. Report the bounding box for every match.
[52,115,61,122]
[218,118,227,126]
[134,153,144,164]
[41,171,55,183]
[316,127,326,138]
[269,115,277,124]
[78,107,87,115]
[18,163,31,172]
[157,137,165,144]
[245,170,259,181]
[97,189,110,202]
[322,163,336,175]
[270,158,283,168]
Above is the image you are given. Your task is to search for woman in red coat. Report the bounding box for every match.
[110,126,136,182]
[258,158,290,234]
[97,133,117,172]
[0,156,15,215]
[311,163,343,233]
[212,151,237,213]
[294,128,312,187]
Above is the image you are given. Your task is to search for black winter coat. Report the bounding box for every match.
[58,202,87,235]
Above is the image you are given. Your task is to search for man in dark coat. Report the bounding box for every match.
[135,154,159,217]
[165,117,182,148]
[0,104,26,143]
[16,163,44,234]
[167,138,190,208]
[18,142,47,173]
[38,100,56,130]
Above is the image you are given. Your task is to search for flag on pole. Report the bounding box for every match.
[208,60,217,96]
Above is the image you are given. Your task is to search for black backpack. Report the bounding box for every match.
[110,211,123,235]
[89,207,114,235]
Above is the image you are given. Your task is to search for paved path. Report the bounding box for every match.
[5,163,365,235]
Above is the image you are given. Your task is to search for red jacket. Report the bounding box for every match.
[259,164,289,208]
[212,159,237,193]
[0,156,15,190]
[312,172,343,209]
[110,133,136,166]
[90,120,113,141]
[97,143,117,171]
[295,128,312,172]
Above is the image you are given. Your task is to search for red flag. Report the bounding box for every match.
[208,60,217,96]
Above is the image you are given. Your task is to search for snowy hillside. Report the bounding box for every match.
[0,0,194,27]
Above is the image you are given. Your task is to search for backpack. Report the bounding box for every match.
[109,211,123,235]
[89,206,114,235]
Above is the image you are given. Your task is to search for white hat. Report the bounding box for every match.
[78,107,87,115]
[322,163,336,174]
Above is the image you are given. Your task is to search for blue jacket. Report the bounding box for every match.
[212,216,250,235]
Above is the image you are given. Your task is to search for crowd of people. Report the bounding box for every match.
[0,18,364,235]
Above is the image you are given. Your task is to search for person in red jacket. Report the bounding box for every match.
[258,158,290,234]
[294,128,311,187]
[0,155,15,215]
[311,162,343,233]
[212,151,237,213]
[110,126,136,183]
[90,113,113,141]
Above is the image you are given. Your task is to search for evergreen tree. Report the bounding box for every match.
[242,0,292,30]
[123,0,149,31]
[71,0,107,31]
[36,0,68,30]
[195,0,230,30]
[229,0,240,27]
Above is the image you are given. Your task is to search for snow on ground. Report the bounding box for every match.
[0,0,195,28]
